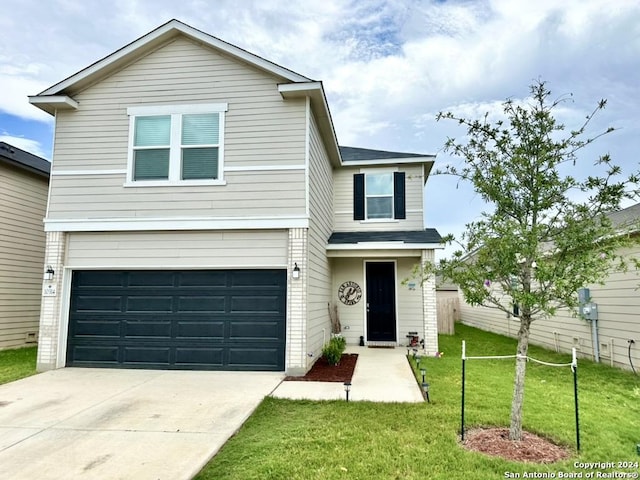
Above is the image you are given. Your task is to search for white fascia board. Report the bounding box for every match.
[343,157,435,167]
[327,249,424,258]
[44,216,309,232]
[278,82,341,167]
[38,20,310,97]
[28,95,79,115]
[326,242,443,250]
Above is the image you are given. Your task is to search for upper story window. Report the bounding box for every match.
[365,173,393,219]
[353,171,405,221]
[126,103,227,186]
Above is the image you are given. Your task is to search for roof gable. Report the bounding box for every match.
[338,145,435,180]
[339,146,433,162]
[35,19,311,99]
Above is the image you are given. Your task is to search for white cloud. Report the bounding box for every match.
[0,0,638,250]
[0,134,49,159]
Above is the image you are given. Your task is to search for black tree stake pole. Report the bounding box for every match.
[461,340,466,441]
[572,348,580,452]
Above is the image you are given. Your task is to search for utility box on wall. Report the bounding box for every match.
[582,302,599,321]
[577,287,598,320]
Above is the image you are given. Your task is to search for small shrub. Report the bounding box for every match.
[322,335,347,365]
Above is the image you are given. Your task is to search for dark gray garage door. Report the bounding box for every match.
[67,270,286,371]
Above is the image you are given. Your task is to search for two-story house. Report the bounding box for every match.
[29,20,441,375]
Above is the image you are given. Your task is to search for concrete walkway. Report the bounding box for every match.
[0,368,282,480]
[271,346,424,402]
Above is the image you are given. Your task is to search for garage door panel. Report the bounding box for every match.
[123,346,171,364]
[177,296,226,312]
[128,271,175,287]
[75,271,125,287]
[75,296,122,312]
[175,347,224,366]
[176,321,224,339]
[179,271,227,287]
[230,295,282,313]
[231,270,283,287]
[124,321,172,338]
[67,270,286,371]
[229,320,282,340]
[228,347,283,370]
[126,296,173,312]
[72,319,121,338]
[71,345,119,363]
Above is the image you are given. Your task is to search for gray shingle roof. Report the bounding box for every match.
[607,202,640,231]
[339,146,433,162]
[0,142,50,178]
[328,229,442,244]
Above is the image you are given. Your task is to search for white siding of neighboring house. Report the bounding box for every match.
[47,36,307,222]
[0,164,48,348]
[65,230,288,268]
[305,107,334,368]
[332,164,425,232]
[459,244,640,371]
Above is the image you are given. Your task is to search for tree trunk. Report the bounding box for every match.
[509,315,531,441]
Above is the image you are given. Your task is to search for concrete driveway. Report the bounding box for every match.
[0,368,283,479]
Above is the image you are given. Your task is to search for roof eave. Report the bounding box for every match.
[279,82,341,166]
[28,95,79,115]
[0,156,50,179]
[326,242,443,250]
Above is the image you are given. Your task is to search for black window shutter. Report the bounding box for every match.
[353,173,365,220]
[394,172,406,219]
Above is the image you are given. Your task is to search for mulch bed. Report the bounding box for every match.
[461,427,572,463]
[284,353,358,383]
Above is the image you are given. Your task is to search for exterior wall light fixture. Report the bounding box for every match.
[45,266,55,281]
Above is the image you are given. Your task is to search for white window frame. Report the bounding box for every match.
[125,103,228,187]
[364,170,395,221]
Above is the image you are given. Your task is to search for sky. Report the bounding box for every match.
[1,0,639,258]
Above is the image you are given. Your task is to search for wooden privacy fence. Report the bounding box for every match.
[437,297,460,334]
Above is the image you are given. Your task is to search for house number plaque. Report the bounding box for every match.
[338,281,362,306]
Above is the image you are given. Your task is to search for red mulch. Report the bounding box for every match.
[284,354,358,383]
[462,427,572,463]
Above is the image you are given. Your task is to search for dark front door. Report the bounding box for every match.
[366,262,396,342]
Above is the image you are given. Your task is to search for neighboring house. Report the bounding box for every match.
[29,20,442,374]
[459,202,640,372]
[0,142,50,349]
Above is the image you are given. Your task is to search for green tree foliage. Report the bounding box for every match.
[423,80,640,440]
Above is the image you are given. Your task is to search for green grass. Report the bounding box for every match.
[0,346,37,385]
[196,324,640,480]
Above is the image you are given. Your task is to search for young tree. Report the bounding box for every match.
[428,80,639,441]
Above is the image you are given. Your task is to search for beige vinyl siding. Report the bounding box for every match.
[65,230,288,268]
[306,109,334,364]
[459,244,640,371]
[49,36,307,219]
[333,165,424,231]
[48,170,305,219]
[0,164,48,348]
[396,257,424,345]
[331,257,365,345]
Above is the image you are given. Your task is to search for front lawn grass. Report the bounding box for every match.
[195,324,640,480]
[0,346,37,385]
